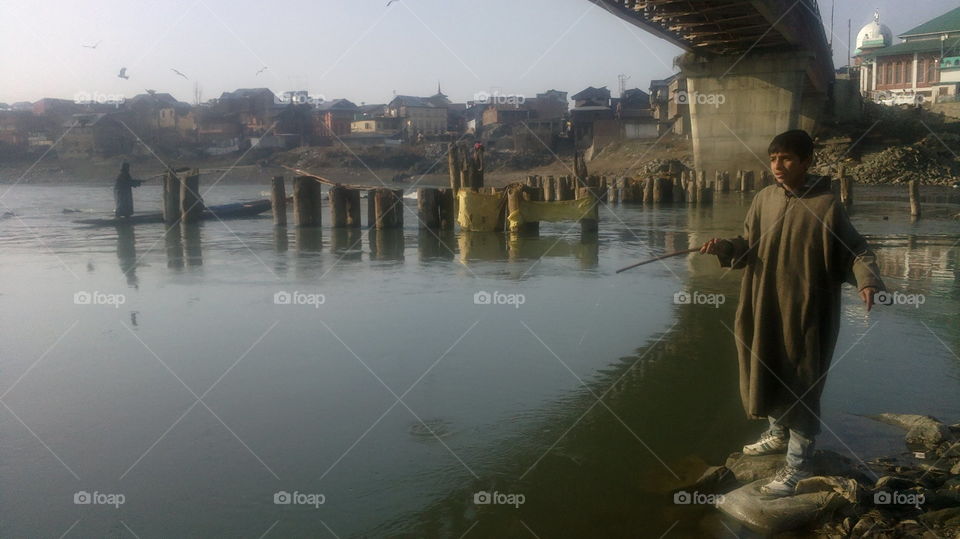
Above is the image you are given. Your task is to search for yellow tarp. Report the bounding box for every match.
[457,190,504,232]
[507,197,597,232]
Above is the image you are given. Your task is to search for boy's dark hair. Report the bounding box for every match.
[767,129,814,161]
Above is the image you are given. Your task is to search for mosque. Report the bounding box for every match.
[854,6,960,103]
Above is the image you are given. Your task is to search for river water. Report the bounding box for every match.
[0,183,957,537]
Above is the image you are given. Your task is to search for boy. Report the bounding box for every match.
[700,130,883,496]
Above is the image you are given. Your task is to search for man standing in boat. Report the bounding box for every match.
[113,161,142,218]
[699,130,884,497]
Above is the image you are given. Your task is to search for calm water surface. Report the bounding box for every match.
[0,183,957,537]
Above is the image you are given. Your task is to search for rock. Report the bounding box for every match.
[936,441,960,458]
[875,475,920,491]
[952,460,960,476]
[716,479,849,534]
[867,413,952,451]
[685,465,738,495]
[851,509,895,537]
[919,506,960,528]
[725,450,872,485]
[797,476,863,504]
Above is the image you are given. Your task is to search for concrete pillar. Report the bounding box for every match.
[678,50,828,179]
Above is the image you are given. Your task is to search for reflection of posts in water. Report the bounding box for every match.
[181,223,203,267]
[163,172,181,224]
[296,226,323,253]
[180,170,202,224]
[507,234,598,268]
[273,226,289,275]
[115,223,139,286]
[459,231,507,263]
[164,223,183,269]
[272,176,287,227]
[418,229,455,262]
[369,228,404,261]
[330,227,363,261]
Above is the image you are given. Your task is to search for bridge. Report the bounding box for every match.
[590,0,835,175]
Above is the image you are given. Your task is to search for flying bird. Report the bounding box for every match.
[255,66,268,76]
[386,0,399,5]
[118,67,129,79]
[82,40,101,49]
[171,68,188,79]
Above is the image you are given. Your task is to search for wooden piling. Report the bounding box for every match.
[840,176,853,208]
[544,176,556,201]
[448,143,461,191]
[438,188,455,230]
[180,169,202,224]
[367,189,376,228]
[374,188,404,229]
[909,180,921,219]
[271,176,287,227]
[577,187,599,233]
[344,188,361,227]
[643,176,655,203]
[293,176,321,227]
[418,187,440,229]
[162,172,181,224]
[329,185,348,228]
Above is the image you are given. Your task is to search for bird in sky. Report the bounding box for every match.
[256,66,268,76]
[118,67,129,79]
[82,40,101,49]
[171,68,188,79]
[386,0,399,6]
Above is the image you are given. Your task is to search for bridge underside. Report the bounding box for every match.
[591,0,835,175]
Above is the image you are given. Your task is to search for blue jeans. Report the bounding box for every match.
[767,416,815,469]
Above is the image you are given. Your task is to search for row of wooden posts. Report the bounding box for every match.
[161,169,203,224]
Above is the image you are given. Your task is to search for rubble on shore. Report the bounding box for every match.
[678,414,960,537]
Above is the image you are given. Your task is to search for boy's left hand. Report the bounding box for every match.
[860,287,879,312]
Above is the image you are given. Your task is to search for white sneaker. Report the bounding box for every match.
[760,465,811,497]
[742,431,789,456]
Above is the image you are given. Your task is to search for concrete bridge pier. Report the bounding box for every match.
[679,50,828,179]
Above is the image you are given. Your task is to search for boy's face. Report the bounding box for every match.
[769,151,811,186]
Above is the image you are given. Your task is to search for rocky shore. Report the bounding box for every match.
[679,414,960,537]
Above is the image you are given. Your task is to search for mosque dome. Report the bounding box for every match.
[856,11,893,53]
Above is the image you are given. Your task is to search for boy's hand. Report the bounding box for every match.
[700,238,731,256]
[860,286,879,312]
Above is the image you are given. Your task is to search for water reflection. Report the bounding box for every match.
[458,231,507,262]
[330,227,363,262]
[182,223,202,267]
[507,234,599,268]
[115,223,138,287]
[417,229,456,262]
[370,228,405,261]
[164,223,183,270]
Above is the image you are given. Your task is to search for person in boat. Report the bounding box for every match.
[700,130,884,497]
[113,162,142,218]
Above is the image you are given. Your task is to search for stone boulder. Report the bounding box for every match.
[716,478,850,534]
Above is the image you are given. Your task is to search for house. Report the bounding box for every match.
[58,113,134,158]
[387,94,447,137]
[650,73,689,136]
[527,90,569,119]
[856,7,960,102]
[614,88,658,139]
[315,99,359,137]
[481,104,530,126]
[215,88,277,136]
[570,86,614,146]
[351,116,401,135]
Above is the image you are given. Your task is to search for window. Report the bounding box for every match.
[929,60,938,83]
[894,62,901,84]
[919,59,927,83]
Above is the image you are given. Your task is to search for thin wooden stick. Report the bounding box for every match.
[616,248,700,273]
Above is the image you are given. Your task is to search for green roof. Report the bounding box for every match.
[862,37,960,59]
[900,7,960,37]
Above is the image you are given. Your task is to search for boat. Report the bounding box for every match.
[74,199,272,226]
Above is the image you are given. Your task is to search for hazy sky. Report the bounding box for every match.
[1,0,956,105]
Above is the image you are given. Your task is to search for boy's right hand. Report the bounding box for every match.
[700,238,730,256]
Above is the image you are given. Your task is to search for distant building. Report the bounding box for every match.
[387,94,447,137]
[215,88,277,136]
[570,86,614,146]
[649,74,689,136]
[58,113,134,158]
[351,116,401,135]
[613,88,658,139]
[315,98,359,138]
[856,7,960,102]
